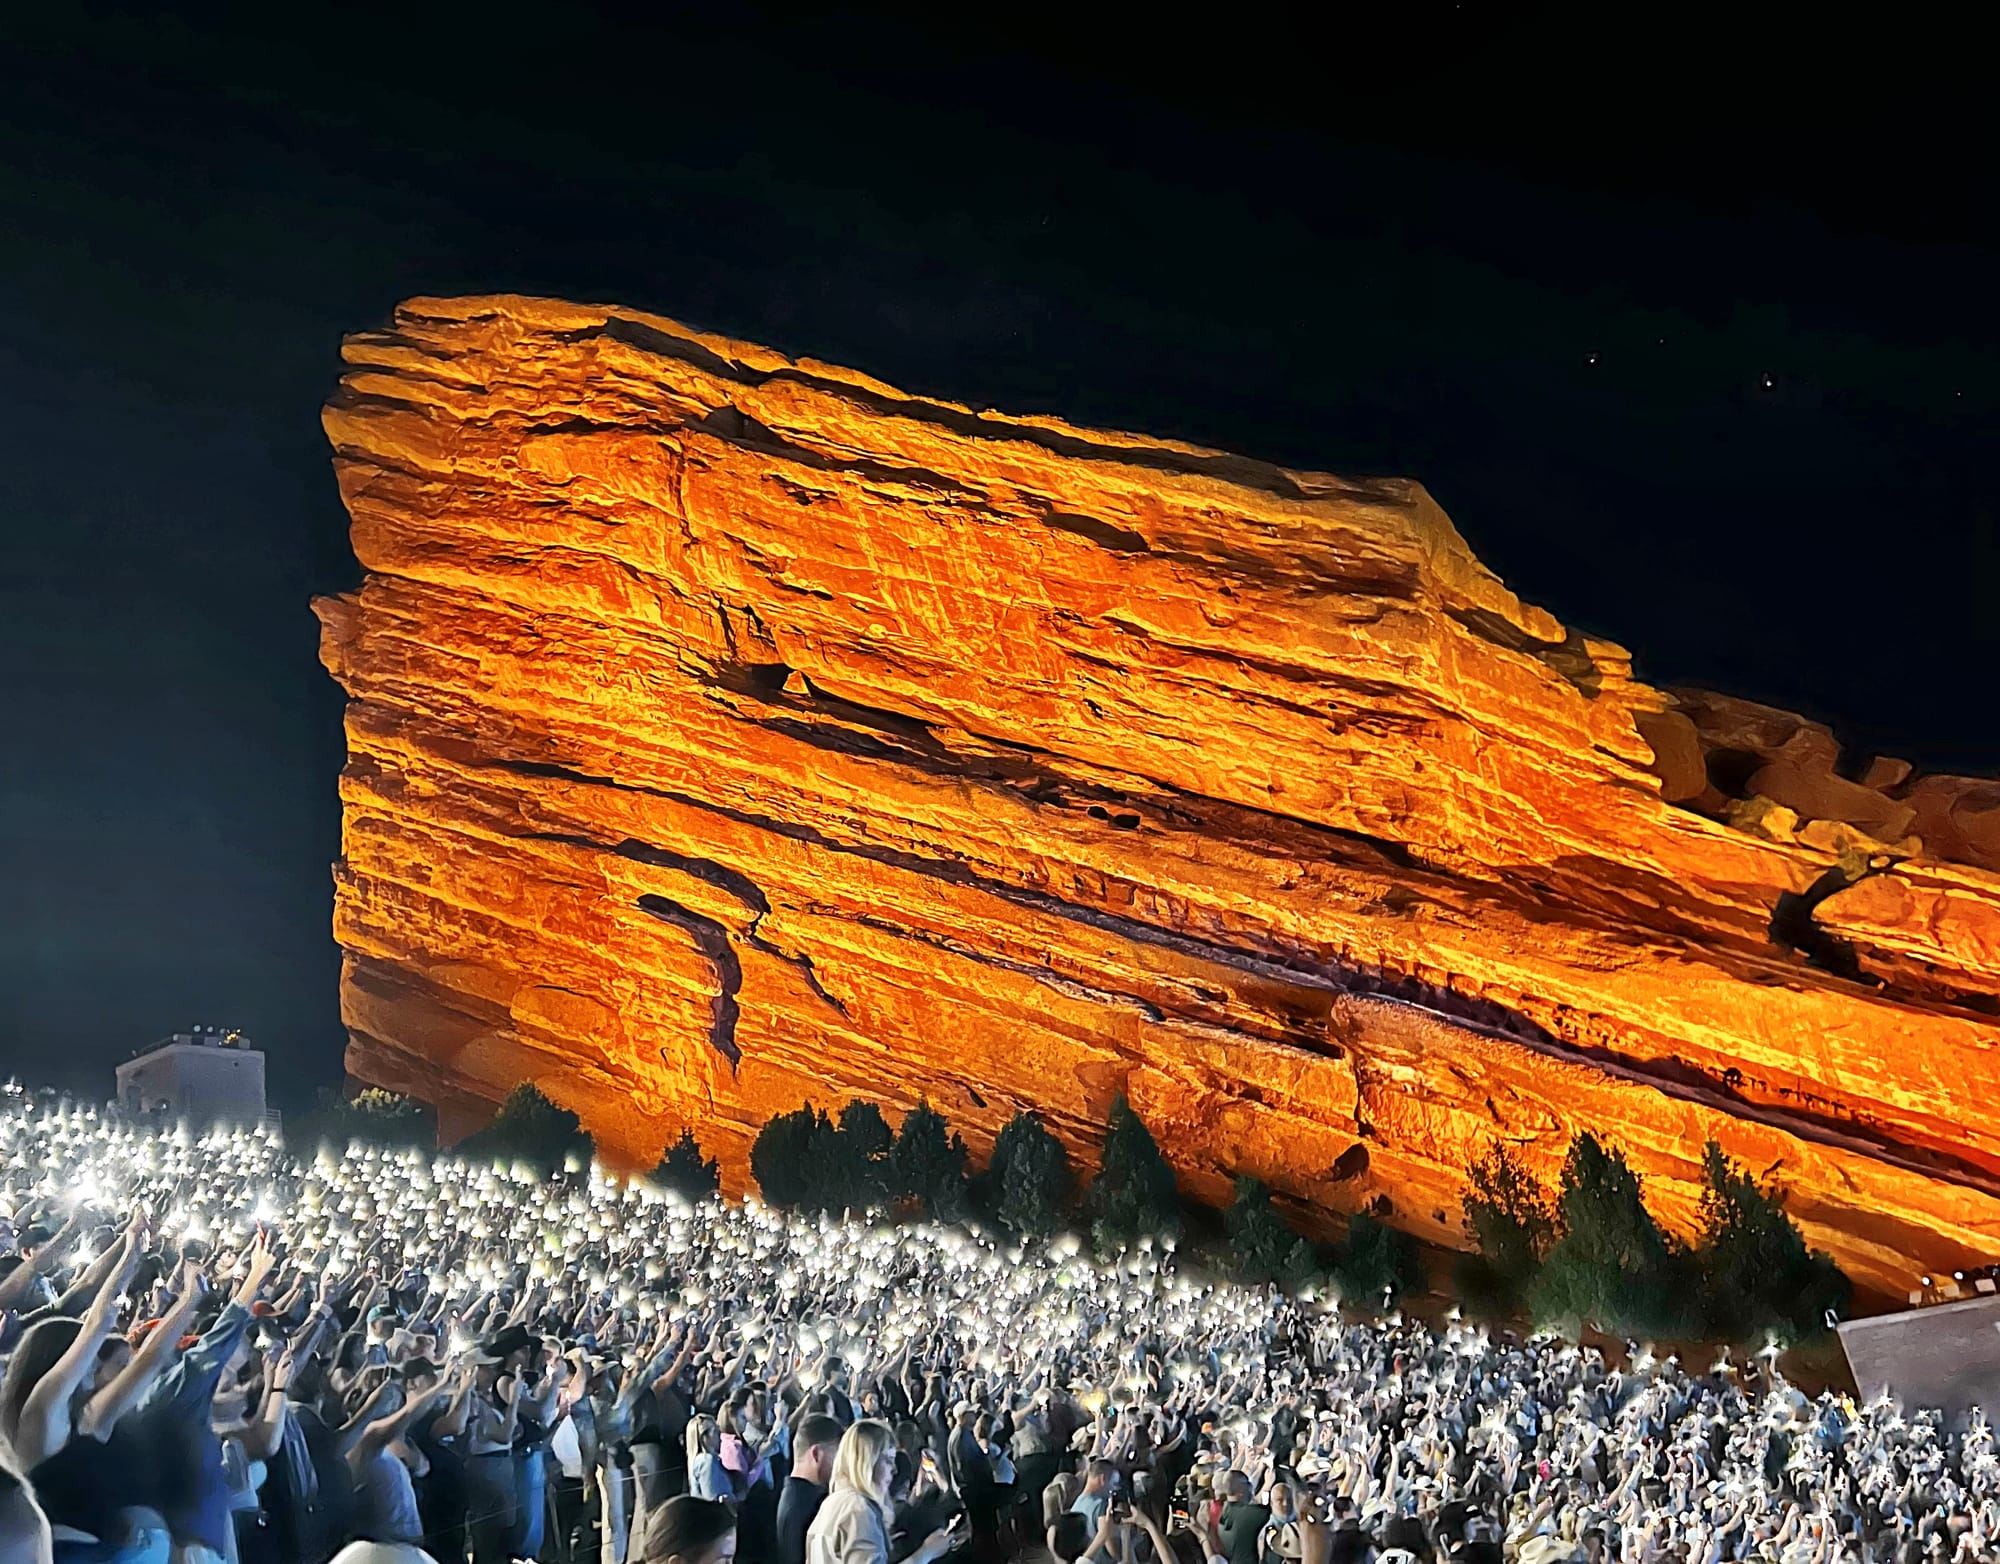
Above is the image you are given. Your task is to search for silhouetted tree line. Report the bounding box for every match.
[1456,1133,1849,1342]
[746,1092,1191,1249]
[334,1081,1849,1348]
[745,1090,1426,1303]
[1222,1177,1423,1304]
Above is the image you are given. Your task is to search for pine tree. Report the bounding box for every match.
[988,1110,1070,1238]
[1528,1133,1689,1336]
[1692,1141,1849,1341]
[834,1101,895,1210]
[1330,1211,1422,1305]
[1225,1177,1297,1285]
[454,1083,593,1179]
[1455,1141,1554,1312]
[891,1101,971,1221]
[1087,1094,1183,1253]
[652,1127,720,1203]
[750,1105,833,1211]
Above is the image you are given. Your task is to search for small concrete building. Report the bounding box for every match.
[115,1027,267,1126]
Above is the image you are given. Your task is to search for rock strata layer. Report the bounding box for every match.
[318,295,2000,1296]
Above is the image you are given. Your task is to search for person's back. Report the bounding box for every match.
[1011,1410,1050,1461]
[691,1447,732,1502]
[806,1484,888,1564]
[27,1418,157,1540]
[950,1422,992,1496]
[260,1399,342,1564]
[1381,1516,1430,1563]
[737,1462,782,1564]
[1043,1470,1083,1543]
[1328,1527,1374,1564]
[1219,1492,1271,1564]
[352,1442,425,1546]
[776,1472,827,1564]
[1069,1486,1108,1534]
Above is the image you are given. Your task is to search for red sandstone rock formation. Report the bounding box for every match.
[316,294,2000,1297]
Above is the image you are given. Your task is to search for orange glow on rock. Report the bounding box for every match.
[317,294,2000,1295]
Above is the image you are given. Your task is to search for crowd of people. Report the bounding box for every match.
[0,1094,1993,1564]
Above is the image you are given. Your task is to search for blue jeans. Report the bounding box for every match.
[465,1451,517,1564]
[511,1448,548,1560]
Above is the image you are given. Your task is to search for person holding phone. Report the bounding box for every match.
[805,1420,955,1564]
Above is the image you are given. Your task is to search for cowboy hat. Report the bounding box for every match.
[481,1323,534,1361]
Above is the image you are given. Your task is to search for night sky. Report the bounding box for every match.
[3,5,1995,1110]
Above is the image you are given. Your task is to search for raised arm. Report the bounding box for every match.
[9,1227,139,1466]
[76,1254,202,1439]
[0,1211,86,1310]
[649,1321,702,1399]
[521,1354,567,1426]
[336,1374,399,1459]
[351,1384,448,1463]
[504,1278,543,1328]
[235,1343,297,1462]
[428,1366,478,1440]
[44,1221,133,1316]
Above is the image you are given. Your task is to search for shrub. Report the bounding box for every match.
[890,1101,971,1221]
[1528,1133,1691,1337]
[1281,1237,1328,1296]
[986,1110,1070,1238]
[652,1127,720,1203]
[1225,1177,1298,1285]
[1691,1141,1849,1341]
[299,1087,434,1153]
[1330,1211,1423,1304]
[1454,1141,1555,1313]
[454,1083,593,1179]
[1087,1095,1183,1253]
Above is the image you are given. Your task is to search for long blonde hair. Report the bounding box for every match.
[686,1412,718,1469]
[831,1417,896,1503]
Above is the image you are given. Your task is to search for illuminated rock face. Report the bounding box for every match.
[318,294,2000,1296]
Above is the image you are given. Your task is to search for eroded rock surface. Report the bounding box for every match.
[317,295,2000,1295]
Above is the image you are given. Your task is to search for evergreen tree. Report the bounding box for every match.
[1281,1237,1327,1295]
[454,1083,593,1179]
[1691,1141,1849,1341]
[987,1110,1070,1238]
[1330,1211,1423,1304]
[750,1105,833,1211]
[890,1101,971,1221]
[1086,1094,1183,1253]
[836,1101,895,1210]
[652,1127,720,1203]
[1455,1141,1554,1313]
[1528,1133,1690,1336]
[1225,1177,1297,1285]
